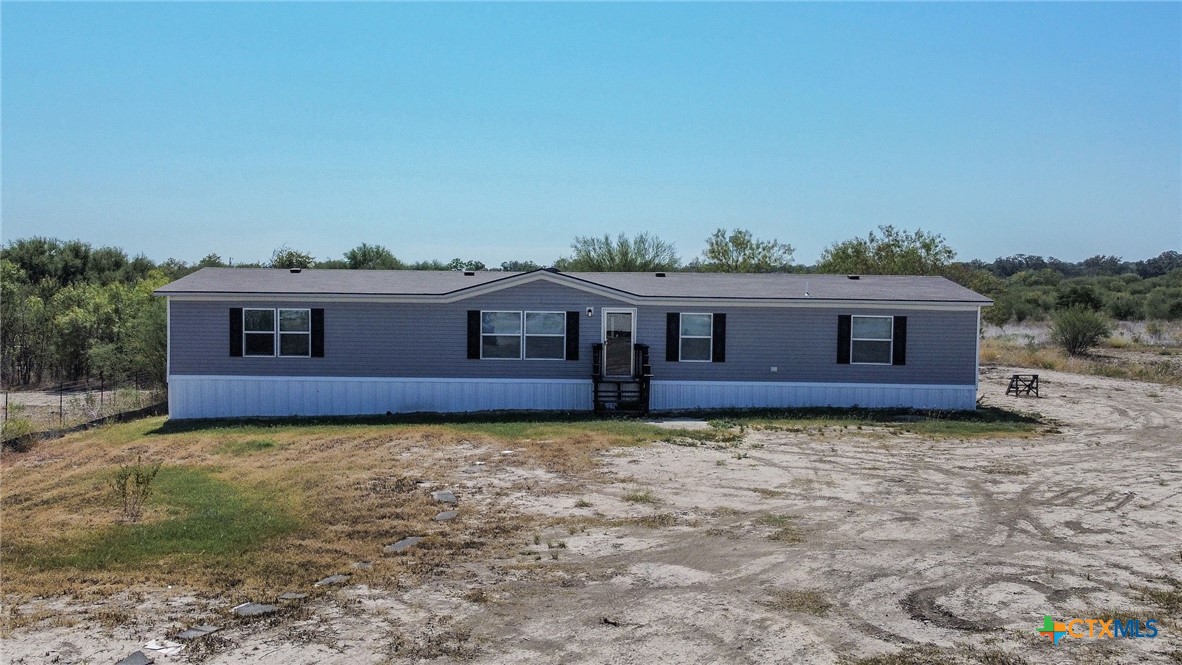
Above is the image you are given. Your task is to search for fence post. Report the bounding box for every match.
[59,382,64,427]
[100,375,105,411]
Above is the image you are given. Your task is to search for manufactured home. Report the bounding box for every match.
[155,268,990,418]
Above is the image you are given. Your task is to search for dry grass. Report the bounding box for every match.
[981,339,1182,386]
[0,415,671,610]
[622,489,659,504]
[757,513,804,543]
[763,589,831,616]
[840,645,1030,665]
[980,462,1030,476]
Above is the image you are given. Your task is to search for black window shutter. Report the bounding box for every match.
[229,308,243,357]
[712,313,726,363]
[565,311,580,361]
[892,316,907,366]
[467,310,481,359]
[666,312,679,362]
[311,308,325,357]
[836,315,851,364]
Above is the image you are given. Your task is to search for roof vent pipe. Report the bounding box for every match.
[463,271,476,276]
[655,272,666,277]
[846,274,860,280]
[290,268,302,274]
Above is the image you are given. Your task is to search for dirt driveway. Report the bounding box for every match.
[4,367,1180,664]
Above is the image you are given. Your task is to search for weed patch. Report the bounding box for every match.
[980,462,1030,476]
[215,438,277,455]
[763,589,831,616]
[840,645,1029,665]
[1138,577,1182,615]
[623,489,659,505]
[758,514,804,542]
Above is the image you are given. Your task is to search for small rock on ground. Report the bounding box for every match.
[278,592,308,601]
[116,652,154,665]
[383,536,423,554]
[314,574,351,587]
[231,602,278,617]
[431,490,457,504]
[434,511,458,521]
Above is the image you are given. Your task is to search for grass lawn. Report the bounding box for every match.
[0,408,1043,616]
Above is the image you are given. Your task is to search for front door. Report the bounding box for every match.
[602,309,635,377]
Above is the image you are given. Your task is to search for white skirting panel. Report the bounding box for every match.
[650,380,977,411]
[168,375,593,419]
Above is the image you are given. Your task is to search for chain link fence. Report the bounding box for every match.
[2,371,165,443]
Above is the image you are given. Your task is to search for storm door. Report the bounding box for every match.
[602,309,636,377]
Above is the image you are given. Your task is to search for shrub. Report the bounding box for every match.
[1055,282,1103,311]
[109,454,161,523]
[1051,306,1111,356]
[1145,287,1182,320]
[1,417,36,446]
[1105,292,1144,320]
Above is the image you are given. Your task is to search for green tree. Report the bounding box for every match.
[0,260,52,385]
[344,243,404,270]
[446,258,486,271]
[269,245,315,269]
[1054,282,1103,311]
[500,260,542,272]
[697,228,794,273]
[555,232,679,272]
[816,225,955,275]
[1144,286,1182,320]
[50,282,116,379]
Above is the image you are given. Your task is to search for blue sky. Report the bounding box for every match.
[2,2,1179,267]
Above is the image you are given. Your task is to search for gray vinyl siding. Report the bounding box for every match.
[642,307,976,385]
[170,281,630,380]
[169,280,978,385]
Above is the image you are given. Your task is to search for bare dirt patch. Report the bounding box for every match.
[2,369,1180,663]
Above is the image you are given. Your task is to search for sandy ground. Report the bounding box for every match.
[3,367,1180,664]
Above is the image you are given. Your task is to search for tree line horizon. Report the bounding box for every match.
[2,226,1180,388]
[4,226,1179,277]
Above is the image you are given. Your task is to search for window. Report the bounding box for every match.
[478,311,567,360]
[243,308,276,356]
[242,308,311,357]
[524,312,565,360]
[851,315,893,364]
[278,308,311,357]
[679,313,713,362]
[481,311,522,359]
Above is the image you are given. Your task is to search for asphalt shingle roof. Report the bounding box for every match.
[155,268,991,303]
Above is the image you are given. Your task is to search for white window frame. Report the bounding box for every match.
[523,311,566,361]
[480,310,523,360]
[679,312,713,362]
[850,315,894,365]
[242,307,277,357]
[277,308,312,358]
